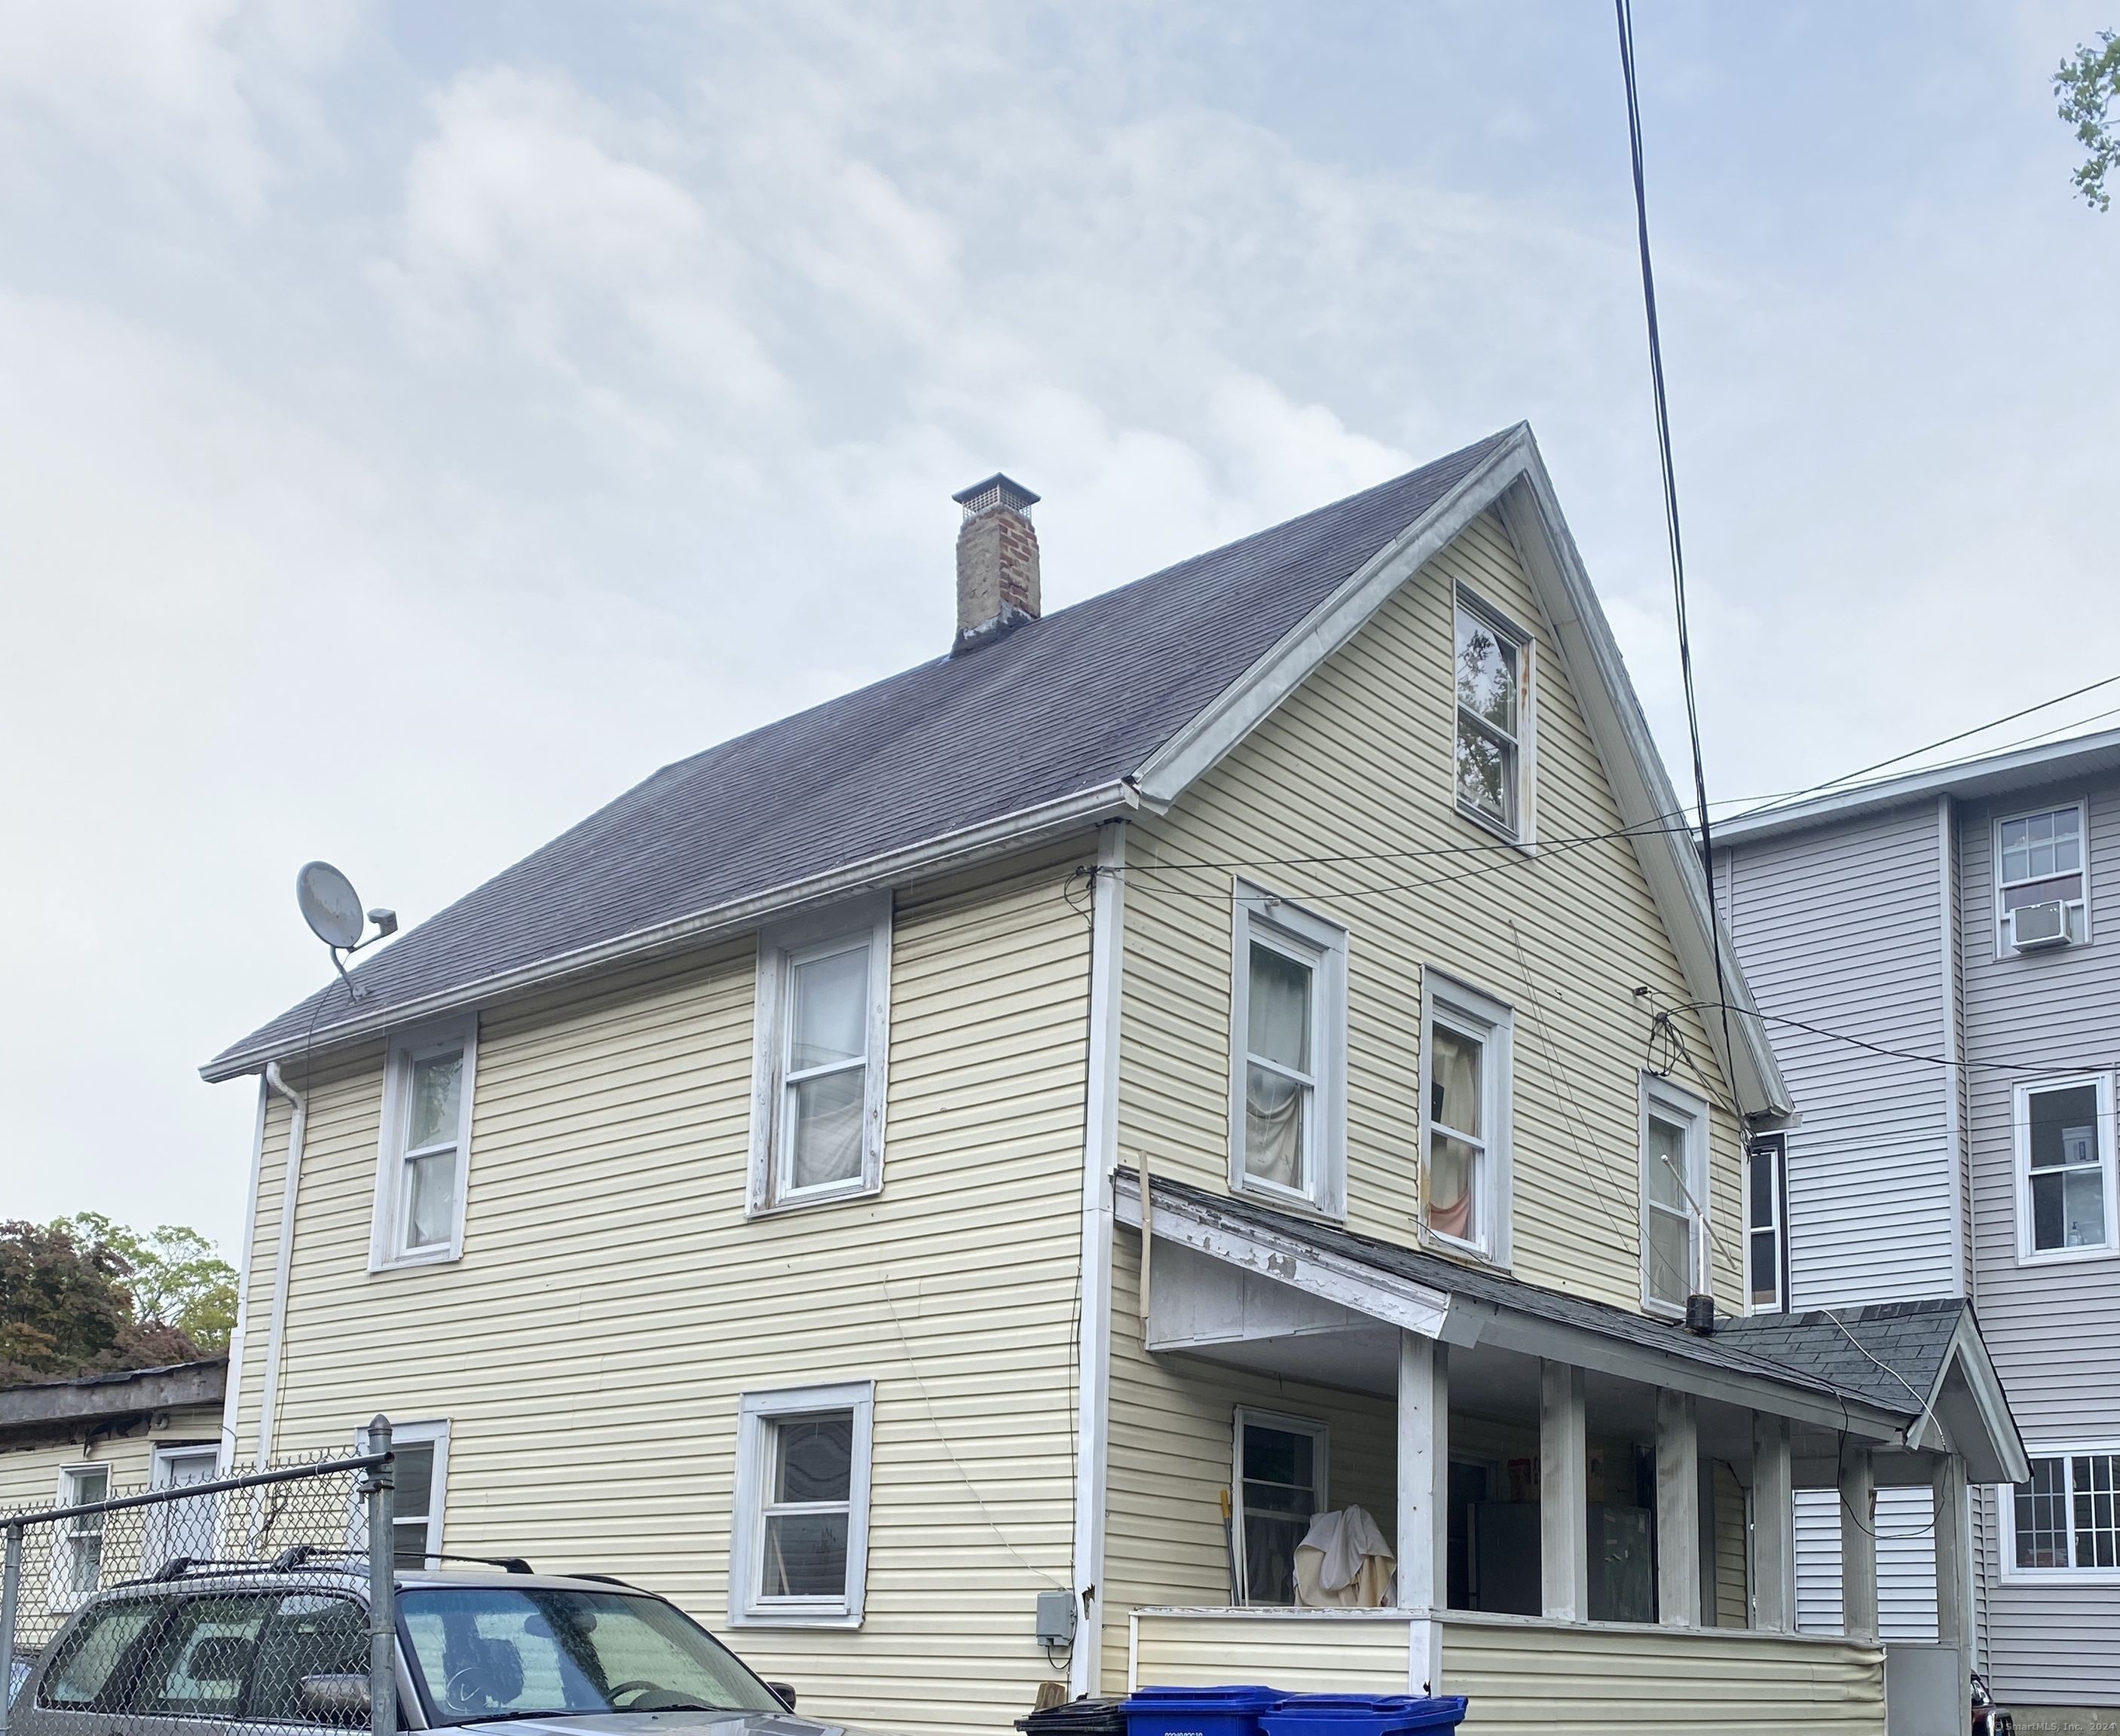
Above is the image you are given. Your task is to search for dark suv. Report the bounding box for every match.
[13,1567,841,1736]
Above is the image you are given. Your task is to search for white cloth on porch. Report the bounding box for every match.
[1292,1504,1395,1607]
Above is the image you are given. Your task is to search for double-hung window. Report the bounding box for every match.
[54,1466,110,1604]
[1229,885,1348,1215]
[1232,1408,1329,1606]
[1421,975,1513,1261]
[1641,1077,1709,1315]
[1996,803,2089,952]
[730,1381,876,1627]
[1746,1135,1788,1313]
[749,898,892,1213]
[2007,1447,2120,1579]
[372,1022,476,1270]
[2015,1075,2118,1261]
[1452,590,1531,839]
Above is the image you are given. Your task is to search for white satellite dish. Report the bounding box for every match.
[296,860,366,951]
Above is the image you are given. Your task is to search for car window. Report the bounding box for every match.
[130,1594,274,1717]
[246,1594,371,1725]
[38,1599,162,1707]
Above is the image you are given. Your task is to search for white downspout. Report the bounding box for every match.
[216,1075,271,1472]
[1069,821,1126,1699]
[256,1062,309,1472]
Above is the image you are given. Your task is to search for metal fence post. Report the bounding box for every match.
[362,1417,396,1736]
[1,1521,23,1736]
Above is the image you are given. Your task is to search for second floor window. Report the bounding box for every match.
[1229,885,1348,1215]
[1746,1135,1788,1313]
[372,1022,476,1269]
[1453,591,1529,838]
[1641,1078,1709,1315]
[1997,802,2088,951]
[1421,976,1513,1261]
[2017,1076,2116,1261]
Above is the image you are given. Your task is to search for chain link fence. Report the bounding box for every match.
[2,1420,396,1736]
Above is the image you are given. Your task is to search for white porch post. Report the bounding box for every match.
[1751,1413,1795,1634]
[1397,1334,1448,1693]
[1839,1441,1879,1646]
[1933,1454,1973,1661]
[1655,1389,1699,1627]
[1539,1360,1587,1621]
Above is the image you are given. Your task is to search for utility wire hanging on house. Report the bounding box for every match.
[1614,0,1739,1099]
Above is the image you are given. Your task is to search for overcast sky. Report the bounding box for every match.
[5,2,2115,1253]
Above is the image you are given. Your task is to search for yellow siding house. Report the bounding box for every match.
[197,433,2023,1736]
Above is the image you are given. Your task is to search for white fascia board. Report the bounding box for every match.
[200,781,1138,1083]
[1907,1317,2030,1484]
[1115,1173,1452,1339]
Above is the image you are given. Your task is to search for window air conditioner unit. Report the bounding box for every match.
[2012,900,2071,950]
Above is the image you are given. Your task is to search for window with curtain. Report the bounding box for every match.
[1234,1411,1329,1606]
[1421,979,1511,1259]
[374,1022,476,1269]
[1230,888,1347,1214]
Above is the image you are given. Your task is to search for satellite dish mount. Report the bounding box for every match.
[295,861,398,1001]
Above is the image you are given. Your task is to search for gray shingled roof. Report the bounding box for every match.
[1135,1172,1932,1417]
[1716,1300,1971,1415]
[204,432,1513,1077]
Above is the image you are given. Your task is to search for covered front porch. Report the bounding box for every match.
[1111,1173,2026,1735]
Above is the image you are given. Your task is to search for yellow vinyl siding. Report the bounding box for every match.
[0,1403,225,1513]
[1115,509,1743,1310]
[1132,1610,1418,1692]
[225,848,1094,1736]
[1441,1616,1884,1734]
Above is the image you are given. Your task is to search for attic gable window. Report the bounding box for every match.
[1228,884,1348,1217]
[1453,591,1531,839]
[748,895,893,1215]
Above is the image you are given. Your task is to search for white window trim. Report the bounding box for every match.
[1418,970,1514,1267]
[47,1462,112,1612]
[348,1417,450,1566]
[1640,1074,1711,1319]
[747,895,892,1216]
[369,1018,478,1273]
[143,1442,223,1571]
[1745,1135,1788,1316]
[1999,1441,2120,1585]
[1993,799,2091,958]
[729,1380,876,1628]
[1451,584,1538,849]
[1231,1407,1331,1607]
[1228,882,1349,1218]
[2012,1073,2119,1266]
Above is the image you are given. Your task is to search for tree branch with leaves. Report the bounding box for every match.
[2057,30,2120,211]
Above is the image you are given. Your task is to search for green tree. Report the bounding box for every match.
[0,1219,201,1384]
[60,1215,238,1352]
[2056,30,2120,210]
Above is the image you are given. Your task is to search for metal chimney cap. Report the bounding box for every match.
[952,473,1040,518]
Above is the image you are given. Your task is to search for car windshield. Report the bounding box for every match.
[399,1588,783,1725]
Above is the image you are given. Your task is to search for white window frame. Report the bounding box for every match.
[348,1417,450,1567]
[1228,882,1348,1217]
[729,1380,876,1628]
[747,896,892,1216]
[369,1018,478,1272]
[1231,1406,1331,1607]
[1451,585,1537,847]
[1994,800,2091,956]
[47,1463,112,1611]
[2000,1441,2120,1585]
[1418,971,1514,1265]
[1640,1074,1711,1318]
[143,1442,224,1572]
[1745,1135,1788,1315]
[2013,1074,2119,1266]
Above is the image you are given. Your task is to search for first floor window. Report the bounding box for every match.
[373,1022,476,1267]
[1230,885,1347,1214]
[1996,803,2088,950]
[145,1444,222,1571]
[2017,1075,2116,1259]
[731,1381,875,1626]
[360,1419,448,1570]
[1642,1078,1709,1313]
[1746,1135,1788,1312]
[749,900,892,1213]
[2014,1452,2120,1571]
[1422,976,1512,1258]
[57,1466,109,1601]
[1234,1409,1329,1606]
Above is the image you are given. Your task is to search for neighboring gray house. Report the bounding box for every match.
[1718,726,2120,1728]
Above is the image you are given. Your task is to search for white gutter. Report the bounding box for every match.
[217,1075,270,1472]
[1069,820,1127,1698]
[203,781,1138,1084]
[255,1062,308,1471]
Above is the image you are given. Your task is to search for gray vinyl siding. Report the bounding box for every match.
[1719,803,1958,1307]
[1957,776,2120,1707]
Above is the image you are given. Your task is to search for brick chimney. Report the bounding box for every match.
[951,473,1041,653]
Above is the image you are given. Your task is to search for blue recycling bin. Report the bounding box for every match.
[1261,1694,1468,1736]
[1121,1685,1286,1736]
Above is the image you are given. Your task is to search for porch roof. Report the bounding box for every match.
[1117,1170,2024,1477]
